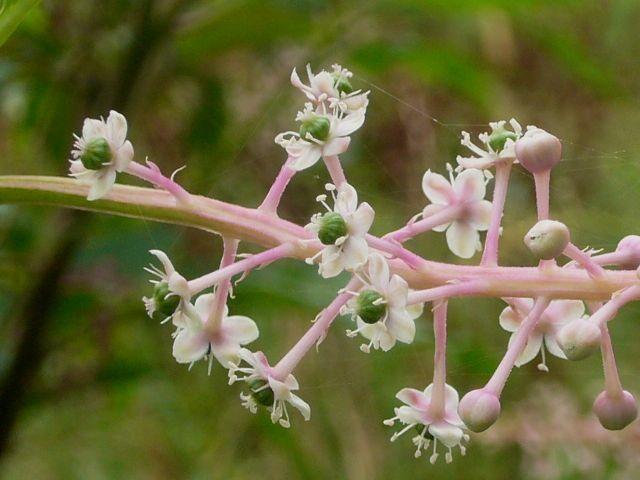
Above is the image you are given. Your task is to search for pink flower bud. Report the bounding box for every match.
[593,390,638,430]
[557,318,602,361]
[617,235,640,269]
[459,389,501,432]
[515,127,562,173]
[524,220,570,260]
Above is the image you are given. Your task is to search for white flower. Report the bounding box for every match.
[172,293,259,370]
[384,383,469,464]
[499,298,585,371]
[421,168,492,259]
[228,349,311,428]
[275,103,365,171]
[306,183,374,278]
[143,250,193,327]
[345,253,423,352]
[290,64,369,115]
[456,119,522,170]
[69,110,134,200]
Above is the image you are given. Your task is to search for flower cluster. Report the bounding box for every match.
[60,63,640,465]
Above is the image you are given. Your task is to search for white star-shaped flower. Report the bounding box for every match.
[172,293,259,370]
[421,168,492,258]
[385,383,469,464]
[345,253,423,352]
[69,110,134,200]
[228,349,311,428]
[306,183,374,278]
[499,298,585,371]
[275,103,365,171]
[456,119,522,170]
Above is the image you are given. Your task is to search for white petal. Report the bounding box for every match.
[106,110,128,147]
[443,384,461,411]
[368,253,390,292]
[544,333,567,360]
[341,237,369,271]
[114,140,134,171]
[194,293,216,319]
[347,203,374,236]
[268,377,290,399]
[446,221,479,259]
[387,308,416,344]
[453,168,486,201]
[406,300,424,320]
[87,168,116,201]
[511,331,543,367]
[82,118,107,140]
[149,249,174,275]
[290,143,322,170]
[547,300,585,327]
[396,388,429,409]
[422,170,454,205]
[422,203,451,232]
[172,328,209,363]
[335,183,358,214]
[322,136,350,157]
[333,111,365,137]
[378,330,397,351]
[319,246,344,278]
[457,155,493,170]
[223,315,259,345]
[429,421,464,448]
[468,200,492,231]
[499,306,521,333]
[386,275,408,308]
[288,393,311,421]
[395,405,424,424]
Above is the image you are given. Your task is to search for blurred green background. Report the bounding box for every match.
[1,0,640,478]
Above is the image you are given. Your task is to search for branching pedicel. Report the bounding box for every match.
[18,63,640,463]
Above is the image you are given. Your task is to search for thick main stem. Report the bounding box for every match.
[430,300,448,416]
[484,297,550,396]
[481,162,512,266]
[272,277,362,380]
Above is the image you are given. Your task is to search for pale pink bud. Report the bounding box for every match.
[616,235,640,269]
[459,389,501,432]
[524,219,570,260]
[515,127,562,173]
[593,390,638,430]
[557,318,602,361]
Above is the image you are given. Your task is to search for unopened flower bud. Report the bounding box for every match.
[488,126,518,153]
[153,281,180,317]
[356,289,386,324]
[524,220,570,260]
[317,212,348,245]
[557,318,602,360]
[81,137,112,170]
[515,127,562,173]
[459,389,501,432]
[593,390,638,430]
[299,115,331,141]
[616,235,640,269]
[249,379,275,407]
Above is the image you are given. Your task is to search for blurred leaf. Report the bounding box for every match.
[0,0,40,47]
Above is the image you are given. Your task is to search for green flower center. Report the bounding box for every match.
[249,379,275,406]
[299,115,331,142]
[80,137,112,170]
[488,128,518,153]
[334,76,354,95]
[357,289,386,324]
[318,212,348,245]
[153,281,180,318]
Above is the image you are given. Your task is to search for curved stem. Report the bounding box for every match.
[589,285,640,327]
[126,161,190,203]
[272,276,361,379]
[481,162,512,266]
[484,297,550,396]
[563,242,606,278]
[323,155,346,187]
[386,205,462,244]
[259,157,297,216]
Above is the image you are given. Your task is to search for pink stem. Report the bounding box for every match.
[588,301,624,396]
[272,276,362,379]
[589,251,635,268]
[407,281,487,304]
[533,169,551,221]
[589,285,640,327]
[365,234,426,270]
[386,205,462,243]
[430,299,448,416]
[205,237,239,333]
[323,155,347,187]
[187,243,296,293]
[481,162,512,266]
[126,161,190,203]
[258,157,297,215]
[484,297,550,396]
[563,242,606,278]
